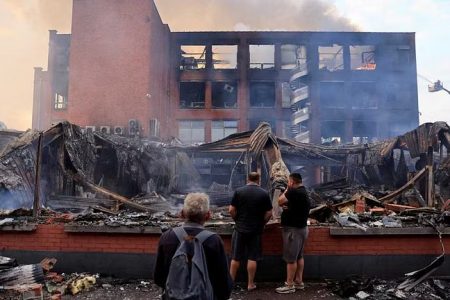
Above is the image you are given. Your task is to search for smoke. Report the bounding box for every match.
[154,0,359,31]
[0,0,72,131]
[2,0,72,32]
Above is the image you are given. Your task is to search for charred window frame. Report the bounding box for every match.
[281,45,307,70]
[319,82,345,108]
[350,45,376,70]
[180,45,206,70]
[318,44,344,72]
[211,120,238,141]
[212,45,237,69]
[178,120,205,144]
[352,120,377,143]
[54,93,67,110]
[179,82,206,109]
[250,82,276,108]
[321,121,345,144]
[351,82,377,109]
[212,82,237,108]
[249,45,275,70]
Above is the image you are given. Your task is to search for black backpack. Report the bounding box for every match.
[164,227,215,300]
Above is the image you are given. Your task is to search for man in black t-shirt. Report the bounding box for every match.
[229,172,272,291]
[275,173,310,294]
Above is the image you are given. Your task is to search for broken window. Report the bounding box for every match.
[281,82,292,108]
[281,45,307,69]
[149,119,160,137]
[350,45,376,70]
[249,45,275,69]
[352,136,369,144]
[180,45,206,70]
[179,82,205,108]
[211,120,238,141]
[54,93,67,110]
[250,82,275,107]
[212,82,237,108]
[351,82,377,109]
[178,120,205,144]
[319,82,345,108]
[318,44,344,72]
[353,120,377,143]
[212,45,237,69]
[321,121,345,144]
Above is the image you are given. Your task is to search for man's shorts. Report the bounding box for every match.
[231,230,262,261]
[282,226,308,263]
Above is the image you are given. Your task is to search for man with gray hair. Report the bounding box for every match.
[154,193,232,299]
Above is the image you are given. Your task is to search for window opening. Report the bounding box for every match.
[249,45,275,69]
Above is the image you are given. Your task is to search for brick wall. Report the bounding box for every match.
[67,0,170,135]
[1,225,448,256]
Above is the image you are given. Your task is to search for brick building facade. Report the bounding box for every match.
[33,0,419,145]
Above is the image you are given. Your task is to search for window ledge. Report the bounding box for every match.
[0,224,37,232]
[64,224,235,235]
[330,227,450,236]
[64,225,162,234]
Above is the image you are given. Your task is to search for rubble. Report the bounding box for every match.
[328,277,450,300]
[0,121,448,233]
[0,255,98,299]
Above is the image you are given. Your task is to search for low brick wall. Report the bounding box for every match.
[0,224,449,255]
[0,224,449,279]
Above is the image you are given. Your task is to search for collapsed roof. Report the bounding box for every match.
[0,121,449,212]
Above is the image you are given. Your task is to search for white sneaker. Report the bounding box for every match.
[276,284,296,294]
[295,282,305,290]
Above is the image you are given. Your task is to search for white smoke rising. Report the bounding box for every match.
[155,0,359,31]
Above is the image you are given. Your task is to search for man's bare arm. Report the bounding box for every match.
[278,191,288,206]
[229,205,237,219]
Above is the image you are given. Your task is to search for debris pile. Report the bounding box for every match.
[0,121,449,231]
[0,256,97,299]
[328,277,450,300]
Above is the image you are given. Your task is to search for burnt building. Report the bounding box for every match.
[33,0,419,145]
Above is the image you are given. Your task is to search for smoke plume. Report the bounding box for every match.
[155,0,359,31]
[3,0,72,32]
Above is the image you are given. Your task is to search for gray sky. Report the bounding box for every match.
[0,0,448,130]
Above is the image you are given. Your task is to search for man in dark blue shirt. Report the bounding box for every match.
[229,172,272,291]
[276,173,310,294]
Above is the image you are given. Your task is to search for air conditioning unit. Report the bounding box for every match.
[85,126,96,134]
[128,119,140,136]
[113,126,125,135]
[99,126,110,134]
[149,119,160,137]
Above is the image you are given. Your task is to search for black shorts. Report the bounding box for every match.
[231,230,262,261]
